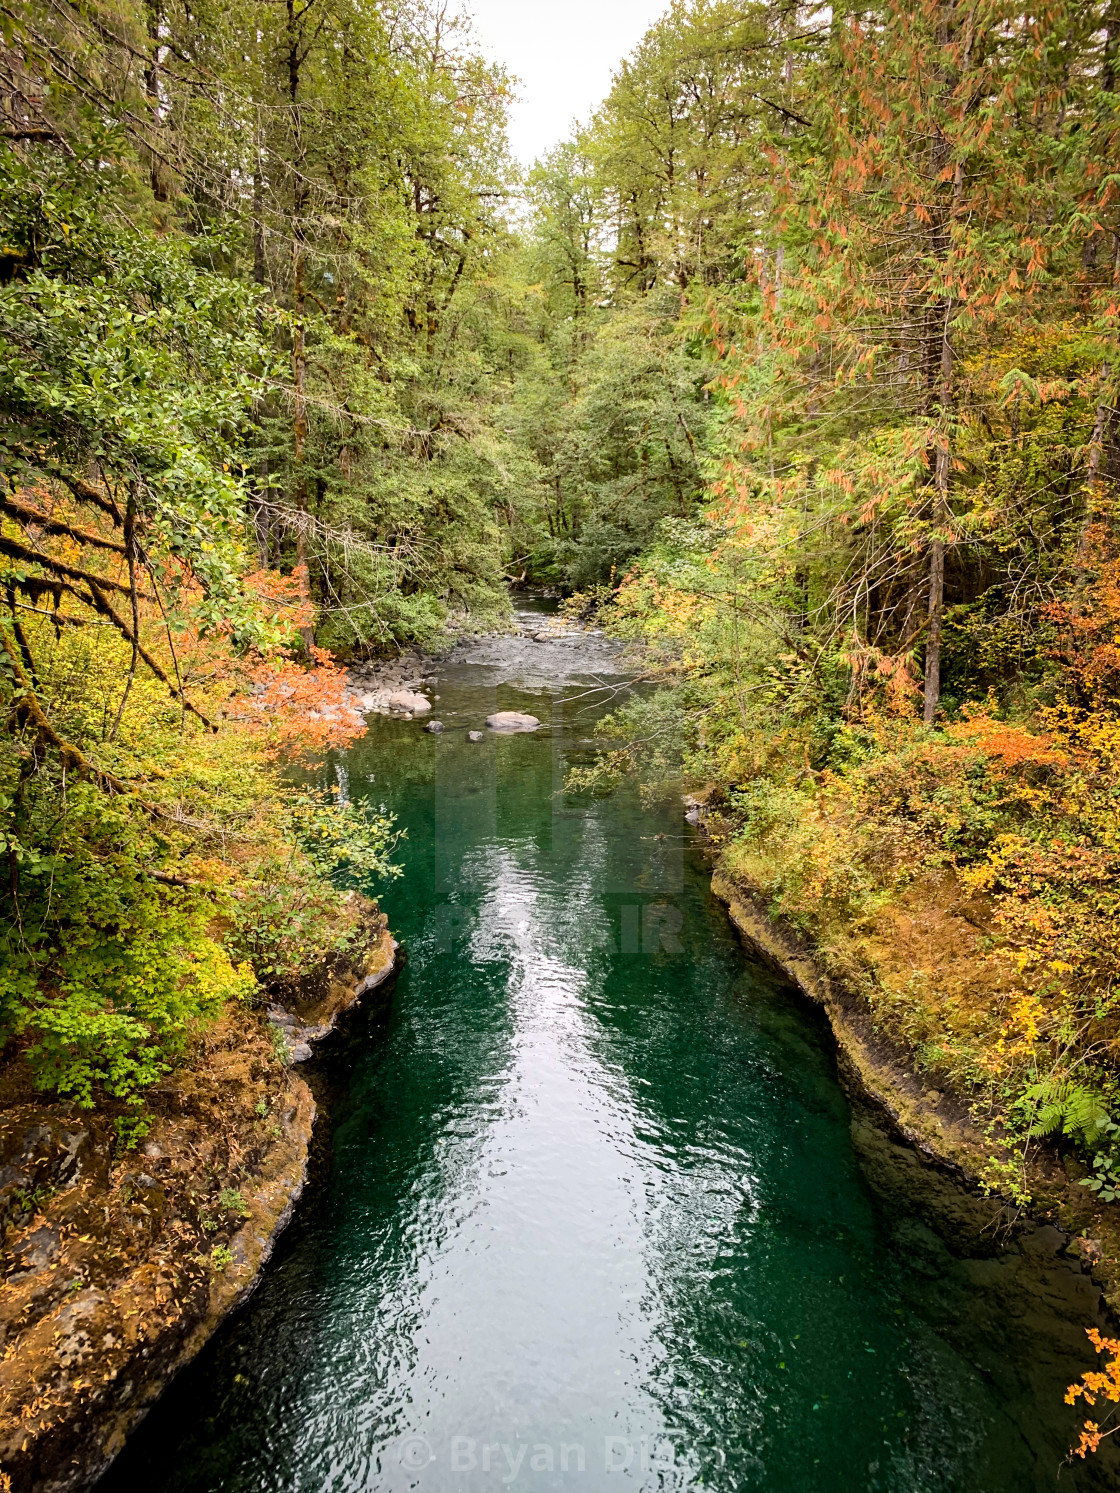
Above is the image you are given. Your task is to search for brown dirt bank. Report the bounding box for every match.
[0,921,396,1493]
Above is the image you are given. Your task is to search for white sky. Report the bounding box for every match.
[464,0,671,168]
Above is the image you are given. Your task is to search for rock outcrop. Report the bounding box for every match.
[0,925,398,1492]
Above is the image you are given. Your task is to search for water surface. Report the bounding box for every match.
[101,598,1114,1492]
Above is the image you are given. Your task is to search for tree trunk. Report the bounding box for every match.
[287,0,314,653]
[1078,31,1120,575]
[922,0,969,725]
[253,148,267,288]
[251,133,270,570]
[292,250,313,651]
[923,537,945,724]
[143,2,169,202]
[924,295,954,725]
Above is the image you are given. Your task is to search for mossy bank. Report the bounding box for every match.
[0,920,396,1493]
[709,866,1120,1311]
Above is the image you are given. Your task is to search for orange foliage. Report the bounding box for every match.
[70,539,365,765]
[228,645,366,759]
[242,565,316,635]
[119,560,367,763]
[4,479,367,779]
[1048,523,1120,703]
[837,638,921,717]
[945,712,1067,772]
[1066,1329,1120,1459]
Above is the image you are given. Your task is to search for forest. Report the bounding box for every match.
[3,0,1120,1447]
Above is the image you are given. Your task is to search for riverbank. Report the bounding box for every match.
[0,921,396,1493]
[568,568,1120,1342]
[708,863,1120,1308]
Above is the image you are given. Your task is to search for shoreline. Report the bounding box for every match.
[708,866,1120,1309]
[0,927,397,1493]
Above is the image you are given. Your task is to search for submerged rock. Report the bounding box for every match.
[485,711,540,733]
[387,690,430,714]
[467,730,484,742]
[424,720,444,733]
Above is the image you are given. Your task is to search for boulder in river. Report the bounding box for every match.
[424,720,444,733]
[467,730,484,742]
[388,690,430,713]
[683,788,715,826]
[485,711,540,732]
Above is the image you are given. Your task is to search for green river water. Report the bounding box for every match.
[99,598,1117,1493]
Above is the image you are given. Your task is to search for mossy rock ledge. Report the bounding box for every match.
[0,925,397,1493]
[709,868,1120,1310]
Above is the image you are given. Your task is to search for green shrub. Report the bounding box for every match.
[227,863,363,1001]
[285,791,402,891]
[1,778,254,1106]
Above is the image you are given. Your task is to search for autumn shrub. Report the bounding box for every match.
[587,511,1120,1201]
[0,774,254,1106]
[0,730,397,1101]
[285,791,403,892]
[0,542,395,1105]
[1067,1329,1120,1459]
[226,871,361,1005]
[724,783,894,934]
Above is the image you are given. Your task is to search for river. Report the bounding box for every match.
[99,597,1117,1492]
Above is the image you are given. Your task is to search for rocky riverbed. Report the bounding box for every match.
[340,609,613,723]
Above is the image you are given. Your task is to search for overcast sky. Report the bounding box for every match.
[464,0,671,168]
